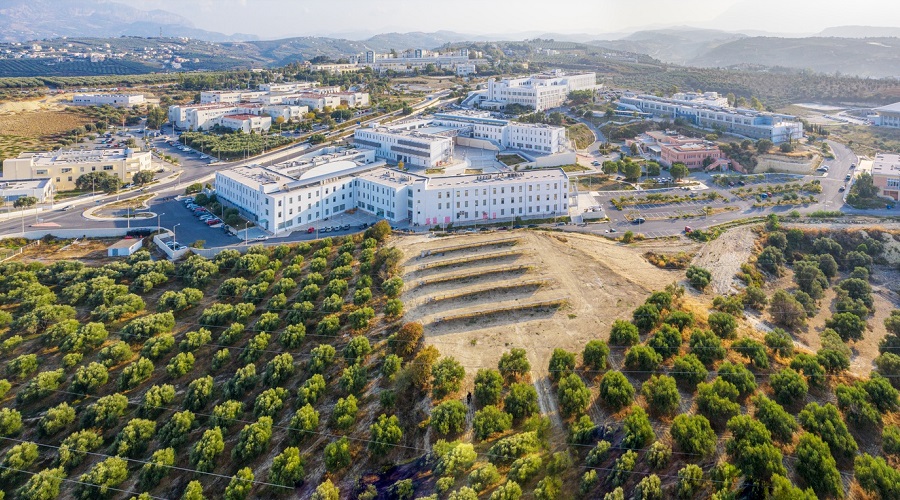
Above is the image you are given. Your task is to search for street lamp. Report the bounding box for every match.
[172,223,181,245]
[157,213,165,234]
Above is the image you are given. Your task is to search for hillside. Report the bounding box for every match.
[0,0,255,43]
[0,223,898,499]
[818,25,900,38]
[590,28,747,65]
[689,36,900,78]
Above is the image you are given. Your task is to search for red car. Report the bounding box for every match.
[205,219,221,226]
[684,226,693,233]
[307,227,315,234]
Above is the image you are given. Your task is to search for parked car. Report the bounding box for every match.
[684,226,693,234]
[845,174,852,180]
[633,217,646,224]
[307,227,315,234]
[341,224,350,230]
[839,186,846,192]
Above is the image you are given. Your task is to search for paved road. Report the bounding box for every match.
[563,140,864,238]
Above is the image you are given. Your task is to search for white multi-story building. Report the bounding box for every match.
[618,92,804,144]
[173,85,368,129]
[214,147,570,234]
[354,125,455,168]
[432,111,568,154]
[72,93,145,107]
[199,90,267,104]
[456,64,477,77]
[262,104,309,123]
[361,169,570,227]
[0,178,54,204]
[215,148,383,235]
[258,82,318,93]
[2,148,152,191]
[353,111,569,167]
[873,102,900,128]
[168,103,264,131]
[480,70,597,111]
[219,114,272,133]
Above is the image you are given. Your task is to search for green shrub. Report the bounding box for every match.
[324,437,351,472]
[641,374,680,416]
[504,383,539,420]
[431,400,467,435]
[622,405,654,449]
[609,319,639,346]
[268,447,305,487]
[289,404,319,442]
[474,369,503,406]
[233,416,273,460]
[557,373,591,417]
[671,414,716,456]
[599,370,634,411]
[190,427,224,472]
[473,406,513,440]
[331,395,358,430]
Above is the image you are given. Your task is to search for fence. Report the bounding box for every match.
[0,241,41,262]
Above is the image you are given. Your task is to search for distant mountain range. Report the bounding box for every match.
[0,0,257,43]
[2,0,900,79]
[589,27,900,78]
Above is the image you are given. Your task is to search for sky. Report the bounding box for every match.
[126,0,900,39]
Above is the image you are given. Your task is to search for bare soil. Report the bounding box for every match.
[691,225,758,295]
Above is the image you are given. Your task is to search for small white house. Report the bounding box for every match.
[107,238,143,257]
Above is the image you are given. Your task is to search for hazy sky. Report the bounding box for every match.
[127,0,900,39]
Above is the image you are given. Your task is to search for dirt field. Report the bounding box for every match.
[691,225,758,295]
[0,110,88,138]
[17,237,124,266]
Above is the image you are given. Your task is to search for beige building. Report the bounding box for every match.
[872,153,900,201]
[2,148,152,191]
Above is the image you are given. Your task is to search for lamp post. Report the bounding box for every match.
[157,213,165,234]
[172,223,181,245]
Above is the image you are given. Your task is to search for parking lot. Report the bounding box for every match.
[137,198,236,248]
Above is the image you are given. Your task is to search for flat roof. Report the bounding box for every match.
[426,169,567,188]
[875,102,900,113]
[873,153,900,175]
[20,148,147,165]
[0,179,51,189]
[109,238,142,249]
[222,114,260,120]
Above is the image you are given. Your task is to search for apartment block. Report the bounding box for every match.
[2,148,152,191]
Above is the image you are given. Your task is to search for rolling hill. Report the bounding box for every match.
[0,0,256,43]
[688,36,900,78]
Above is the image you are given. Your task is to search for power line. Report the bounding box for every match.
[0,464,169,500]
[0,436,292,491]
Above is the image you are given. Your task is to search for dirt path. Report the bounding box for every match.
[691,225,758,295]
